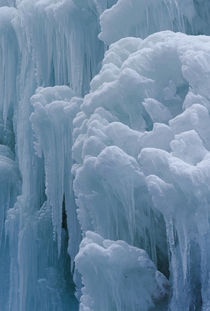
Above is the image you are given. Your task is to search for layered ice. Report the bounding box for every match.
[14,0,109,95]
[73,145,168,274]
[76,231,169,311]
[0,146,19,310]
[141,147,210,310]
[30,86,82,296]
[0,0,109,309]
[31,86,77,252]
[1,0,210,310]
[72,31,210,310]
[99,0,210,45]
[0,146,19,242]
[0,7,18,147]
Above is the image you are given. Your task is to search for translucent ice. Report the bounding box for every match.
[99,0,210,45]
[31,86,77,252]
[2,0,210,310]
[0,146,19,310]
[0,7,18,149]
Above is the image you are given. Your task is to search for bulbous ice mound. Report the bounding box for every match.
[73,31,210,164]
[73,31,210,310]
[76,231,169,311]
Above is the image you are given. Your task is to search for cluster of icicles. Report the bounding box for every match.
[1,0,210,310]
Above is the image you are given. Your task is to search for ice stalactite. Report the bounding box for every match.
[72,31,210,310]
[99,0,210,45]
[31,86,76,252]
[73,145,168,274]
[15,0,109,95]
[0,0,111,310]
[0,146,20,311]
[30,86,82,294]
[1,0,210,310]
[0,7,18,147]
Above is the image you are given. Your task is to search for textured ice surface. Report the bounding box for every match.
[73,145,168,274]
[99,0,210,44]
[0,146,19,310]
[1,0,210,310]
[30,86,82,294]
[31,86,76,252]
[0,7,18,147]
[15,0,106,96]
[72,31,210,310]
[0,0,108,309]
[76,231,169,311]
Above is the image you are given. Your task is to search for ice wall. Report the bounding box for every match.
[0,0,111,310]
[1,0,210,310]
[73,31,210,310]
[0,146,19,311]
[99,0,210,45]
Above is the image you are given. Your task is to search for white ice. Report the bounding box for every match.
[76,231,169,311]
[1,0,210,310]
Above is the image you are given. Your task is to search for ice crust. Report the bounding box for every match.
[73,31,210,311]
[76,231,169,311]
[1,0,210,310]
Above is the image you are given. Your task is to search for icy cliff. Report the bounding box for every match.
[1,0,210,310]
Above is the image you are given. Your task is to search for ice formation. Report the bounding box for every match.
[1,0,210,310]
[76,231,169,311]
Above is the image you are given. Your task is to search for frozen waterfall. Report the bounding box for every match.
[1,0,210,310]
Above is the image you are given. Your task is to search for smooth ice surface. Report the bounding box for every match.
[1,0,210,310]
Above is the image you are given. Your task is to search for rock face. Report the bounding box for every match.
[1,1,210,310]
